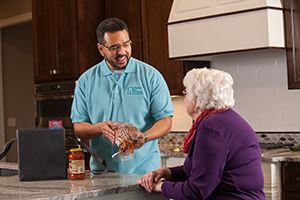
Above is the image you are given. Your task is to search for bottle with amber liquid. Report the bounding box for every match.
[68,148,85,180]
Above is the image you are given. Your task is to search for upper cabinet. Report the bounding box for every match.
[106,0,185,95]
[32,0,105,83]
[284,0,300,89]
[33,0,185,94]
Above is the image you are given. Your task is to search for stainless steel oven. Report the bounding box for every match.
[34,81,78,150]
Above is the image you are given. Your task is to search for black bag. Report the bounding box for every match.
[17,128,67,181]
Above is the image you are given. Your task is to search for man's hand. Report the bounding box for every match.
[96,121,116,143]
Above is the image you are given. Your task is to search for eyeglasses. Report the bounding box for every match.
[182,89,187,96]
[101,40,132,52]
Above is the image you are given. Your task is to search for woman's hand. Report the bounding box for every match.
[137,168,172,192]
[153,180,163,192]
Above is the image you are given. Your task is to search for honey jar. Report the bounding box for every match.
[68,148,85,180]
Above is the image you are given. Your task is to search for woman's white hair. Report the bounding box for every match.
[183,68,235,110]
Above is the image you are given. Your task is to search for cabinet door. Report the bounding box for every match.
[77,0,105,74]
[283,192,300,200]
[105,0,144,61]
[33,0,79,83]
[282,162,300,200]
[32,0,57,83]
[142,0,184,95]
[284,0,300,89]
[55,0,79,81]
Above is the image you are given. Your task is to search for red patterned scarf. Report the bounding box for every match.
[182,108,226,153]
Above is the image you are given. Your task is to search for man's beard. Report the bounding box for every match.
[106,54,130,70]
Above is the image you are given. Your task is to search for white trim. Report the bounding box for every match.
[0,29,5,153]
[0,12,32,28]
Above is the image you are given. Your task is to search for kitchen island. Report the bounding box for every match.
[0,162,167,200]
[260,148,300,200]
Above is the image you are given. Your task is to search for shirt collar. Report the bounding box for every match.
[100,57,136,77]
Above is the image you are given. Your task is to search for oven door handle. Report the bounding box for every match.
[34,94,74,101]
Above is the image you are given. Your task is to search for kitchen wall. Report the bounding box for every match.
[171,96,192,131]
[171,49,300,132]
[1,21,35,162]
[0,0,31,19]
[0,0,33,162]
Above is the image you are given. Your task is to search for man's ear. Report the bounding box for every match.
[97,43,105,57]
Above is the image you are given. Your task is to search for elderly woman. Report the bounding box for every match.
[138,68,265,200]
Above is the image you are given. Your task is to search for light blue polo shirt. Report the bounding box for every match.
[71,57,173,174]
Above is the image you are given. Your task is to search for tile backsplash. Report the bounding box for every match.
[257,133,300,146]
[159,132,300,153]
[159,132,186,152]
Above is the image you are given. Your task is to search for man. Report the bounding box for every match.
[71,18,173,174]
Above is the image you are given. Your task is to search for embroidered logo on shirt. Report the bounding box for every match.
[127,87,143,95]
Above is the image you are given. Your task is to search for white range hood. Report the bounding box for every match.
[167,0,285,60]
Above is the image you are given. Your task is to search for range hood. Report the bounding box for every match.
[167,0,285,60]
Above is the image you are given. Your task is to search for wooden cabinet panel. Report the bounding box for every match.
[33,0,105,83]
[105,0,144,61]
[142,0,184,95]
[284,0,300,89]
[32,0,57,83]
[55,0,79,81]
[281,162,300,200]
[283,192,300,200]
[77,0,105,74]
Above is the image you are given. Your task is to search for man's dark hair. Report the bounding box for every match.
[96,17,129,43]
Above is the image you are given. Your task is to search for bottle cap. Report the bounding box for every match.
[70,148,82,152]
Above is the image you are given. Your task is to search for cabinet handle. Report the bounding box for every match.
[296,177,300,182]
[49,69,58,75]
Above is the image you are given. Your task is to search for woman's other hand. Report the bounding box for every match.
[137,167,172,192]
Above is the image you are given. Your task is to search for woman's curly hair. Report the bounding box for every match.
[183,68,235,110]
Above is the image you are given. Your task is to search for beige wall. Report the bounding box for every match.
[171,49,300,132]
[171,96,191,131]
[1,21,34,162]
[0,0,31,19]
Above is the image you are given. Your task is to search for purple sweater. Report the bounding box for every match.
[162,109,265,200]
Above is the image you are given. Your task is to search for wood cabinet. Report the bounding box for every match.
[32,0,105,83]
[106,0,184,95]
[281,162,300,199]
[284,0,300,89]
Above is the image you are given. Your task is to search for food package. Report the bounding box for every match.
[112,123,145,156]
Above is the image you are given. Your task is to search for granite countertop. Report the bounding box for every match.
[261,148,300,162]
[0,162,18,170]
[160,150,186,158]
[1,148,299,199]
[0,162,146,200]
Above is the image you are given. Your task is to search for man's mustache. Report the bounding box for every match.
[115,54,128,59]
